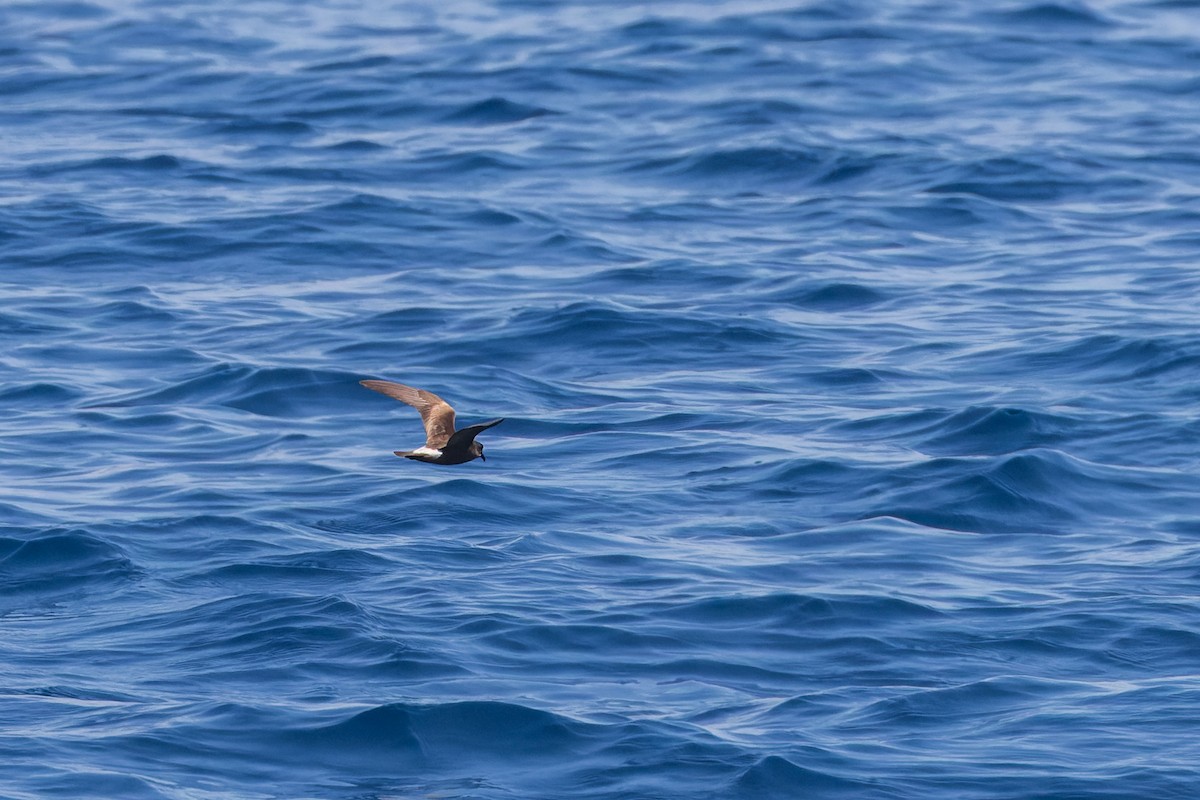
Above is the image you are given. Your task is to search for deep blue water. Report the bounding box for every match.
[3,1,1200,798]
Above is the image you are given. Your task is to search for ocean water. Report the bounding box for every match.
[3,0,1200,797]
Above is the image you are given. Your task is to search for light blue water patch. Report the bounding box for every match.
[2,1,1200,798]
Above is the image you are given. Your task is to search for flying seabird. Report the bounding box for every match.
[360,379,504,465]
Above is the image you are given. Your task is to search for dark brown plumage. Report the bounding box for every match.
[360,379,503,465]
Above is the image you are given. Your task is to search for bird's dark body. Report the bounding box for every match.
[396,447,479,465]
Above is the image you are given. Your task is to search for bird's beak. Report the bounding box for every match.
[480,453,486,462]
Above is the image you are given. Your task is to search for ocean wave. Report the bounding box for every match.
[734,755,882,799]
[441,97,557,125]
[914,405,1078,456]
[96,363,367,417]
[0,529,137,603]
[988,3,1115,31]
[1018,334,1200,383]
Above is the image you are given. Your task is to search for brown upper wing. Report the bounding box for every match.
[360,380,456,448]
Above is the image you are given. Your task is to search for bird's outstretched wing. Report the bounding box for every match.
[445,418,504,450]
[360,380,457,448]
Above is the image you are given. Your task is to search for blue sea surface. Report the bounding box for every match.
[3,1,1200,798]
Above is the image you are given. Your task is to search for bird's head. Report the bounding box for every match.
[472,441,486,462]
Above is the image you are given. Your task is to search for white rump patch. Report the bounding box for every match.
[411,446,442,457]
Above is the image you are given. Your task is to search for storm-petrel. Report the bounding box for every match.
[360,379,504,465]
